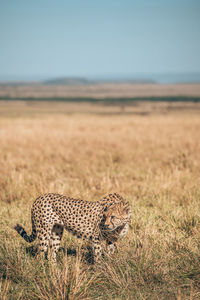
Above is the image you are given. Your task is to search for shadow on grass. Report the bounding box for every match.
[25,245,94,264]
[25,245,77,257]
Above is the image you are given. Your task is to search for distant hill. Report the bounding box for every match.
[43,77,157,85]
[0,77,156,86]
[1,73,200,85]
[43,77,92,85]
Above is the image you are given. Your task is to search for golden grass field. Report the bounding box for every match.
[0,100,200,299]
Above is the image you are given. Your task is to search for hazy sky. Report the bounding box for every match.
[0,0,200,80]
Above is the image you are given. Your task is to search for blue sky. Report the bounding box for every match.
[0,0,200,80]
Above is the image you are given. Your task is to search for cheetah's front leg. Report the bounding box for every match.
[93,241,102,263]
[107,241,117,255]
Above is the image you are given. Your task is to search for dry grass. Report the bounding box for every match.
[0,100,200,118]
[0,102,200,299]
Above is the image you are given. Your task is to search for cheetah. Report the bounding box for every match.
[14,193,131,263]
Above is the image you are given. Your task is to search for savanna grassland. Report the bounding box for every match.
[0,100,200,299]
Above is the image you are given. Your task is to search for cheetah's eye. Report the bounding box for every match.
[111,216,115,220]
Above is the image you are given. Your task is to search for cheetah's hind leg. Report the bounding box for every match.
[36,224,52,260]
[49,224,64,260]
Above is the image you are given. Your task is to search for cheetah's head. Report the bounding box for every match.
[103,201,131,231]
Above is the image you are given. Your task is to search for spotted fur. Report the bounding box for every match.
[14,193,131,263]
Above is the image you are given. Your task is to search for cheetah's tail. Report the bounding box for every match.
[14,222,37,243]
